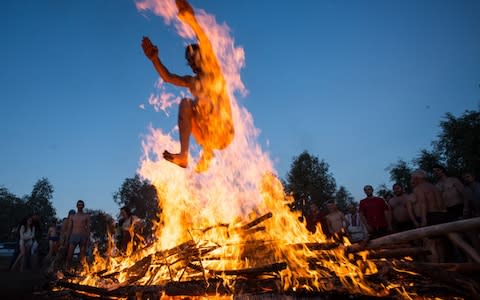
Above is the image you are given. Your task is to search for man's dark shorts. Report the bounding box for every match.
[69,233,88,245]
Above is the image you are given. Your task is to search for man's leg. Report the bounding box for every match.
[66,243,75,268]
[163,98,193,168]
[79,241,88,270]
[195,148,213,173]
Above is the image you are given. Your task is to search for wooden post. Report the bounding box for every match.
[348,217,480,252]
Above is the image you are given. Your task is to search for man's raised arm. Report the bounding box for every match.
[175,0,222,74]
[141,36,192,88]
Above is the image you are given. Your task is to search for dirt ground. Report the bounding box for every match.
[0,257,49,300]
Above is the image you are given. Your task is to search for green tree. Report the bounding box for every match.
[86,209,115,254]
[26,177,56,224]
[113,175,159,237]
[413,149,442,181]
[375,183,392,199]
[285,151,337,212]
[334,186,353,212]
[0,187,27,241]
[434,110,480,175]
[387,159,414,193]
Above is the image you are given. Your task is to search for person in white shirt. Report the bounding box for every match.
[10,216,35,271]
[344,203,368,243]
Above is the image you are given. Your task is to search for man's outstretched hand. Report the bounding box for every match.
[176,0,194,16]
[142,36,158,60]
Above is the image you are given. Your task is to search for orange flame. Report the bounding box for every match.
[75,1,414,298]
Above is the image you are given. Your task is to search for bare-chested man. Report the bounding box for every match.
[66,200,90,268]
[411,169,447,262]
[388,183,413,232]
[142,0,234,172]
[325,201,347,239]
[406,188,421,228]
[433,164,468,221]
[411,170,447,227]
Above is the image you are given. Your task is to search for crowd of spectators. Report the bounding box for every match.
[306,166,480,263]
[7,166,479,272]
[8,200,145,273]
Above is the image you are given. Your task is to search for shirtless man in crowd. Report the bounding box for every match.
[325,201,347,240]
[433,164,468,221]
[411,169,447,227]
[411,169,447,262]
[388,183,413,232]
[66,200,90,269]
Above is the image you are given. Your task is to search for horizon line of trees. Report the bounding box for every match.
[1,108,478,247]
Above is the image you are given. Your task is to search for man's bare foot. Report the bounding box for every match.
[195,150,213,173]
[163,151,188,168]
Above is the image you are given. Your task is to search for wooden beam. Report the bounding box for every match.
[447,232,480,263]
[349,217,480,252]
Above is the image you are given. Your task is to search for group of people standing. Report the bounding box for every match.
[9,200,90,272]
[307,165,480,262]
[9,199,146,273]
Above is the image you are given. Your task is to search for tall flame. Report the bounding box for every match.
[77,1,411,297]
[136,0,270,250]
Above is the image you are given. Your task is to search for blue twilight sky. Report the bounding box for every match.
[1,0,479,218]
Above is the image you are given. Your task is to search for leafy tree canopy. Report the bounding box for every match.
[434,110,480,176]
[285,150,337,211]
[385,109,480,190]
[86,209,115,254]
[0,187,27,240]
[334,186,354,212]
[113,175,160,236]
[26,177,56,224]
[386,159,414,193]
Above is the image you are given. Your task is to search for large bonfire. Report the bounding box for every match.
[54,1,478,299]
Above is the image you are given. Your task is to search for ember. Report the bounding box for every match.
[36,0,480,299]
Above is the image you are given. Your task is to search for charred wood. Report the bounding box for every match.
[240,212,273,230]
[207,262,287,276]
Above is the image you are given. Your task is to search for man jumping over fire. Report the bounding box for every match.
[142,0,234,172]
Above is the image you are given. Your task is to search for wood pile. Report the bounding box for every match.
[35,216,480,299]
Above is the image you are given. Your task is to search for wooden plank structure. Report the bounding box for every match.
[36,216,480,299]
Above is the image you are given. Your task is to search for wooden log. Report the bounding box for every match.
[165,278,230,296]
[393,260,480,297]
[207,262,287,276]
[200,223,229,233]
[447,232,480,263]
[349,217,480,252]
[367,247,430,259]
[415,262,480,274]
[154,240,197,260]
[240,212,273,230]
[303,242,339,251]
[244,226,266,234]
[57,280,115,296]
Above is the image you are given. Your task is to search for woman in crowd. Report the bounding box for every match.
[10,216,35,271]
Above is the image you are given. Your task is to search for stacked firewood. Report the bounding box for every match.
[35,216,480,299]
